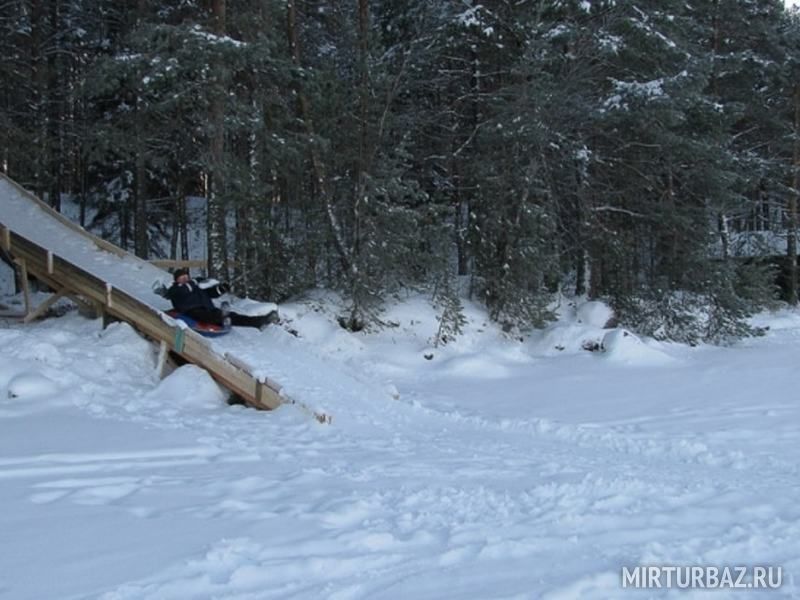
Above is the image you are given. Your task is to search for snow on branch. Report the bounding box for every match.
[187,25,246,48]
[591,205,647,218]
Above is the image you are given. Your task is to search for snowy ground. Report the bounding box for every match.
[1,288,799,599]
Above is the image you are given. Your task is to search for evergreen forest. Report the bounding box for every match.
[3,0,800,342]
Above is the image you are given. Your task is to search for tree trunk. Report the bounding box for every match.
[134,142,148,258]
[132,0,148,258]
[348,0,372,320]
[47,0,62,211]
[454,186,469,276]
[179,192,189,260]
[170,198,179,260]
[718,213,730,261]
[574,155,590,297]
[354,0,370,254]
[788,84,799,305]
[170,186,187,261]
[207,0,229,280]
[30,0,48,201]
[286,0,352,275]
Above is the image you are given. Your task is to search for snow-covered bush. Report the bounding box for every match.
[575,300,615,328]
[611,259,776,344]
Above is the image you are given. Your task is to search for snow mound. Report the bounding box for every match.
[749,308,800,331]
[282,306,366,359]
[15,341,65,366]
[7,372,60,399]
[0,355,25,389]
[148,365,228,409]
[224,297,278,317]
[439,354,511,379]
[601,329,674,366]
[529,323,605,356]
[576,300,615,328]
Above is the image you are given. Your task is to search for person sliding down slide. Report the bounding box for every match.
[154,268,279,330]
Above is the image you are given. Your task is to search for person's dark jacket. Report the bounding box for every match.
[165,279,226,313]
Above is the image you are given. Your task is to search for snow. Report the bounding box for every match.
[0,259,14,295]
[0,178,173,311]
[576,300,614,328]
[188,24,246,48]
[6,371,61,399]
[2,295,800,598]
[456,6,482,29]
[3,183,800,597]
[601,328,675,366]
[224,297,278,318]
[723,230,790,258]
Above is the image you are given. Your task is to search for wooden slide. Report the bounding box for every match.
[0,173,286,412]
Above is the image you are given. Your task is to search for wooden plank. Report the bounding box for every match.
[149,259,208,270]
[70,295,98,316]
[15,262,94,316]
[156,341,169,378]
[14,258,31,316]
[23,288,68,323]
[0,226,9,253]
[149,259,237,271]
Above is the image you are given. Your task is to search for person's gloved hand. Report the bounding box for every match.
[151,279,169,297]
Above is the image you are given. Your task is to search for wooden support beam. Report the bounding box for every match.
[23,288,68,323]
[14,258,31,316]
[156,340,169,378]
[256,379,266,407]
[66,294,97,317]
[1,226,9,253]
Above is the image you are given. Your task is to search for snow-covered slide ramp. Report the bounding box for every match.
[0,174,291,414]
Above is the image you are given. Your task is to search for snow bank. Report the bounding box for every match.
[0,331,61,400]
[223,297,278,317]
[749,307,800,331]
[2,293,800,600]
[7,372,60,399]
[528,300,678,368]
[529,322,606,356]
[146,365,227,410]
[280,302,366,360]
[576,300,615,328]
[529,300,614,356]
[601,328,675,366]
[280,291,520,371]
